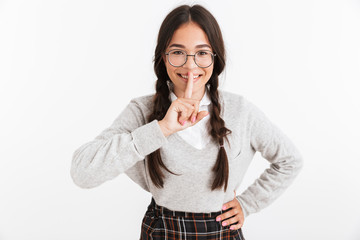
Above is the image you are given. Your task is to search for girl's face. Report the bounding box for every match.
[163,21,214,100]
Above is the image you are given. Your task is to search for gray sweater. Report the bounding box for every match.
[70,90,303,218]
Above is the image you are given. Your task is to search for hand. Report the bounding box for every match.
[216,190,245,230]
[158,72,209,136]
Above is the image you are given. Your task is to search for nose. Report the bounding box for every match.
[183,55,197,69]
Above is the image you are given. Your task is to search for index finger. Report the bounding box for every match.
[184,72,193,99]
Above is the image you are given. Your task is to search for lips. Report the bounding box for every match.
[177,73,202,81]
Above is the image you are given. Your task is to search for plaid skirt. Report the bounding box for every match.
[140,197,245,240]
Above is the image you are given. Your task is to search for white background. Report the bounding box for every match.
[1,0,359,239]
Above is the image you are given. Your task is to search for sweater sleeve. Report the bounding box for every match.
[70,98,168,189]
[235,100,304,218]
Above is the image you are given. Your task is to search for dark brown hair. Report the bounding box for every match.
[147,4,232,192]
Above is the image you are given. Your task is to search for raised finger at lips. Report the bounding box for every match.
[184,72,193,99]
[178,98,200,105]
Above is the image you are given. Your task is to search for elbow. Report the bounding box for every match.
[273,151,304,176]
[288,145,304,173]
[70,168,89,189]
[296,151,304,170]
[70,144,100,189]
[70,172,99,189]
[291,151,304,176]
[70,163,100,189]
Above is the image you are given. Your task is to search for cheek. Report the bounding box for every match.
[164,61,173,72]
[164,63,173,75]
[205,68,214,78]
[170,68,180,77]
[165,65,179,81]
[167,67,176,77]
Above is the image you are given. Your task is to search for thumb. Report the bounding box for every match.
[194,111,209,123]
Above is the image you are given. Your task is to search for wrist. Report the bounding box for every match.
[158,120,172,137]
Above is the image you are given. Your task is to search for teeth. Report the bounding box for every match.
[180,74,200,79]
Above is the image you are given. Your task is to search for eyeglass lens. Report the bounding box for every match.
[168,50,214,68]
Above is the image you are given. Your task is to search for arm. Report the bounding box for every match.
[70,98,168,189]
[236,100,304,218]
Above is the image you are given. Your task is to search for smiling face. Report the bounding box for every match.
[163,21,214,100]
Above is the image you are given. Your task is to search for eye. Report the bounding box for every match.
[171,50,185,55]
[197,51,210,56]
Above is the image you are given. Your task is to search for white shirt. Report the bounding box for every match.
[167,81,212,150]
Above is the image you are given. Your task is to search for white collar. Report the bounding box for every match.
[167,80,211,107]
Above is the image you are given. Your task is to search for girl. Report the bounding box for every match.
[71,4,303,240]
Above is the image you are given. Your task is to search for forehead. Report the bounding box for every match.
[168,22,211,49]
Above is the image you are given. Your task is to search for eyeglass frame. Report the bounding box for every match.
[165,49,217,68]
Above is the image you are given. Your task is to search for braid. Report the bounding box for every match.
[208,75,232,192]
[147,79,180,188]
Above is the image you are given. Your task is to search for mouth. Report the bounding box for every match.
[177,73,202,82]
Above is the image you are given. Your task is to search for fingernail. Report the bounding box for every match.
[222,206,226,210]
[216,217,221,221]
[182,120,187,125]
[191,116,196,123]
[222,222,227,226]
[230,226,234,230]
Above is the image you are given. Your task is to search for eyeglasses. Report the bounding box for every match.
[165,49,216,68]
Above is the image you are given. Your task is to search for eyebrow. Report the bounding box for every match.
[168,43,212,49]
